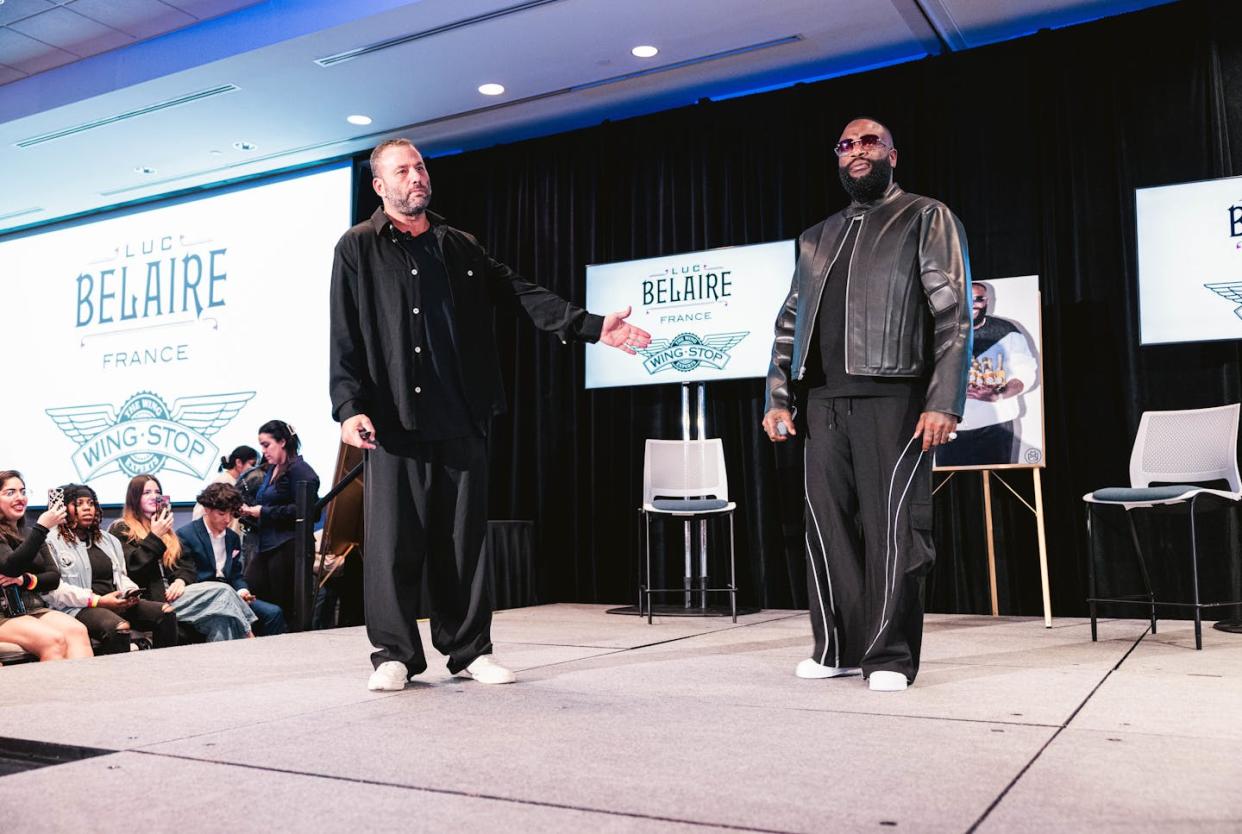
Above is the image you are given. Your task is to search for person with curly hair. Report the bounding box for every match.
[112,475,260,641]
[177,481,286,636]
[43,483,177,654]
[0,471,92,661]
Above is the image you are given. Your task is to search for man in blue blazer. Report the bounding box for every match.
[176,483,286,635]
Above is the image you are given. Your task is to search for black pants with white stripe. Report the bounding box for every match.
[363,431,493,676]
[803,392,936,682]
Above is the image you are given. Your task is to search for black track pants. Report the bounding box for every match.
[802,393,936,682]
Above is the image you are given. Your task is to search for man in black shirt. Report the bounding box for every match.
[762,118,972,691]
[330,138,650,690]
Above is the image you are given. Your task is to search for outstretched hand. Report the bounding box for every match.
[598,306,652,355]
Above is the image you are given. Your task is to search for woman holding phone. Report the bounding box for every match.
[43,483,178,654]
[0,471,93,661]
[113,475,256,641]
[238,420,319,618]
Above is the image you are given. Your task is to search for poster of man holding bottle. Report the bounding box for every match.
[935,275,1043,469]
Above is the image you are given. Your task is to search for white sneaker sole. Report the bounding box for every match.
[795,660,861,679]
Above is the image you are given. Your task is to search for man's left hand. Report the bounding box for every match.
[238,588,255,603]
[598,306,652,355]
[913,411,958,452]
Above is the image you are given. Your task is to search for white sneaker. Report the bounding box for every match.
[795,658,861,679]
[460,655,516,685]
[367,661,409,691]
[868,671,908,692]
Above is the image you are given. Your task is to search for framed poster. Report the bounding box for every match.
[935,275,1045,470]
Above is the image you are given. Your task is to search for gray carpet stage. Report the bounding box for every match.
[0,605,1239,832]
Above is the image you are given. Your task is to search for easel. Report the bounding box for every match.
[934,466,1052,627]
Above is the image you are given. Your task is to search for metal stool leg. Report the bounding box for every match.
[1189,498,1203,650]
[1126,511,1157,635]
[1086,504,1098,642]
[728,513,737,623]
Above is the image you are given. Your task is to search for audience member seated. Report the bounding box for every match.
[113,475,260,642]
[193,445,257,534]
[239,420,319,620]
[176,482,287,636]
[0,471,92,661]
[43,483,177,654]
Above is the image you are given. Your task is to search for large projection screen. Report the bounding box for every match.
[0,163,351,506]
[1137,174,1242,345]
[584,240,794,389]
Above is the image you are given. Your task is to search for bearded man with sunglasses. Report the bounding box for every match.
[762,118,972,692]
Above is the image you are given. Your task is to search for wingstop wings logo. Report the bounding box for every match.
[46,390,254,482]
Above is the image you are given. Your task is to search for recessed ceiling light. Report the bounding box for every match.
[631,45,659,58]
[134,166,157,175]
[347,114,373,126]
[233,141,257,151]
[477,83,505,96]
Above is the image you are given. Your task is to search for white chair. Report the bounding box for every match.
[640,439,738,623]
[1083,404,1242,648]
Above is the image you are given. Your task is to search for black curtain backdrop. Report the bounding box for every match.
[351,0,1242,618]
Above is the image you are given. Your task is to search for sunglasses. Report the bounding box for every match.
[834,134,890,157]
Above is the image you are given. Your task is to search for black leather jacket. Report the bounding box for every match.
[765,183,972,418]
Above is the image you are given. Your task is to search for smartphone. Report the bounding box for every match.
[358,428,373,442]
[48,487,64,508]
[121,587,142,601]
[157,495,171,511]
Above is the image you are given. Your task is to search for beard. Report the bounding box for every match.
[838,157,892,203]
[389,185,432,217]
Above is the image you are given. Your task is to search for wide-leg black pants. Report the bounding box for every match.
[803,393,936,682]
[363,432,492,675]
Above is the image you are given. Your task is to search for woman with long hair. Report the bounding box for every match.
[44,483,178,653]
[112,475,256,641]
[0,471,92,661]
[238,420,319,620]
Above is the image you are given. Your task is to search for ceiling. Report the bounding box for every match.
[0,0,1175,235]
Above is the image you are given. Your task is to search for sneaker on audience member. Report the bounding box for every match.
[459,655,516,685]
[367,661,409,691]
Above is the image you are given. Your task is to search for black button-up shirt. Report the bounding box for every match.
[330,208,605,435]
[393,228,474,440]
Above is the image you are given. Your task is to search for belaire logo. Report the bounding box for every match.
[635,332,748,375]
[46,390,254,481]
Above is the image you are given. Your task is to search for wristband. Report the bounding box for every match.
[25,573,37,591]
[89,594,99,608]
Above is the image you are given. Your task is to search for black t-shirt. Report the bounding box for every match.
[395,229,476,441]
[805,217,926,400]
[86,541,115,595]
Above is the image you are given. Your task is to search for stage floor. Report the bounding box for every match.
[0,605,1239,832]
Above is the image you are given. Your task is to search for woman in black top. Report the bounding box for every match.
[238,420,319,619]
[0,470,93,660]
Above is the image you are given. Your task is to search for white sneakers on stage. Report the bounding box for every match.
[368,661,410,691]
[794,659,909,691]
[795,658,861,679]
[867,671,908,692]
[459,655,516,685]
[368,656,517,689]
